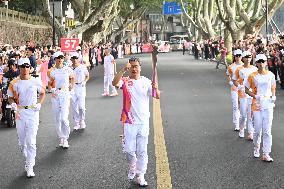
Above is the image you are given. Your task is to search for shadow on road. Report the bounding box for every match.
[37,147,68,169]
[0,122,15,131]
[69,129,85,142]
[8,173,34,189]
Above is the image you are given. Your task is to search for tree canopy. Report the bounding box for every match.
[2,0,284,45]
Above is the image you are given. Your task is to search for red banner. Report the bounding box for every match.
[61,38,79,52]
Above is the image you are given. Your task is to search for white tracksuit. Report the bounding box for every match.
[119,76,152,176]
[227,63,243,129]
[71,64,89,125]
[8,77,43,167]
[103,54,117,94]
[233,65,258,134]
[49,67,73,140]
[245,70,276,155]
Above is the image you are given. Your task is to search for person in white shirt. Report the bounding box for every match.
[233,51,258,139]
[118,43,124,58]
[226,49,243,131]
[245,54,276,162]
[48,51,75,149]
[70,52,89,130]
[112,57,160,187]
[102,48,118,97]
[8,58,45,178]
[76,46,84,64]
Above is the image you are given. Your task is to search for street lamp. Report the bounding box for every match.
[265,0,269,45]
[130,4,134,43]
[52,0,56,47]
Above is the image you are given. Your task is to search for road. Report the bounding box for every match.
[0,52,283,189]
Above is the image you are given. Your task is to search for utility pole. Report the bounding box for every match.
[265,0,269,45]
[52,0,56,46]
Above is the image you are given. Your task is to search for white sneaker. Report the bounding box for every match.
[80,121,86,129]
[239,129,244,138]
[128,171,136,180]
[128,165,136,180]
[137,175,148,187]
[101,93,109,96]
[26,166,35,178]
[262,154,273,162]
[59,138,64,147]
[110,93,118,97]
[63,139,69,149]
[74,124,80,131]
[234,127,240,131]
[254,147,260,158]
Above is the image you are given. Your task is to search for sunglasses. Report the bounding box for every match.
[20,64,30,68]
[244,56,252,58]
[71,57,78,59]
[256,59,266,63]
[235,54,242,57]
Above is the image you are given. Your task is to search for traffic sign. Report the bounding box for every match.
[65,18,75,27]
[163,2,187,15]
[61,38,79,52]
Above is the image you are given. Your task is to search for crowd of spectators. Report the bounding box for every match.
[186,34,284,89]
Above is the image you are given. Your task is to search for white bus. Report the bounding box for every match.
[169,35,189,51]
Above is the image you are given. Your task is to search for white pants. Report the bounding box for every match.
[239,97,253,133]
[231,90,240,129]
[124,123,149,176]
[118,50,123,59]
[71,85,86,124]
[51,92,71,139]
[16,109,39,167]
[253,108,273,154]
[104,75,117,94]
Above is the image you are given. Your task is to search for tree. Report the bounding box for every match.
[40,0,165,44]
[215,0,284,49]
[5,0,42,14]
[107,0,164,42]
[180,0,220,40]
[40,0,120,43]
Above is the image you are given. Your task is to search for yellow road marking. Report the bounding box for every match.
[153,98,172,189]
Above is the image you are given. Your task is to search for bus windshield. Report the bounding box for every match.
[170,37,181,44]
[170,35,189,44]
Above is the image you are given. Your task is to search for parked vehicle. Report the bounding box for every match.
[169,35,189,51]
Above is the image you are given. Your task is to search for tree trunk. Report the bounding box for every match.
[224,29,232,52]
[231,29,244,42]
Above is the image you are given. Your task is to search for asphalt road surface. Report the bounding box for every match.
[0,52,283,189]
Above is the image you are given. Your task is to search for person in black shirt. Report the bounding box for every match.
[27,47,37,73]
[279,49,284,89]
[3,59,20,81]
[1,59,20,122]
[88,44,95,70]
[48,50,55,69]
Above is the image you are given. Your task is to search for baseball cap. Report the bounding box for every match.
[242,51,252,57]
[255,54,267,62]
[70,52,79,59]
[54,51,64,59]
[18,58,31,66]
[233,49,242,56]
